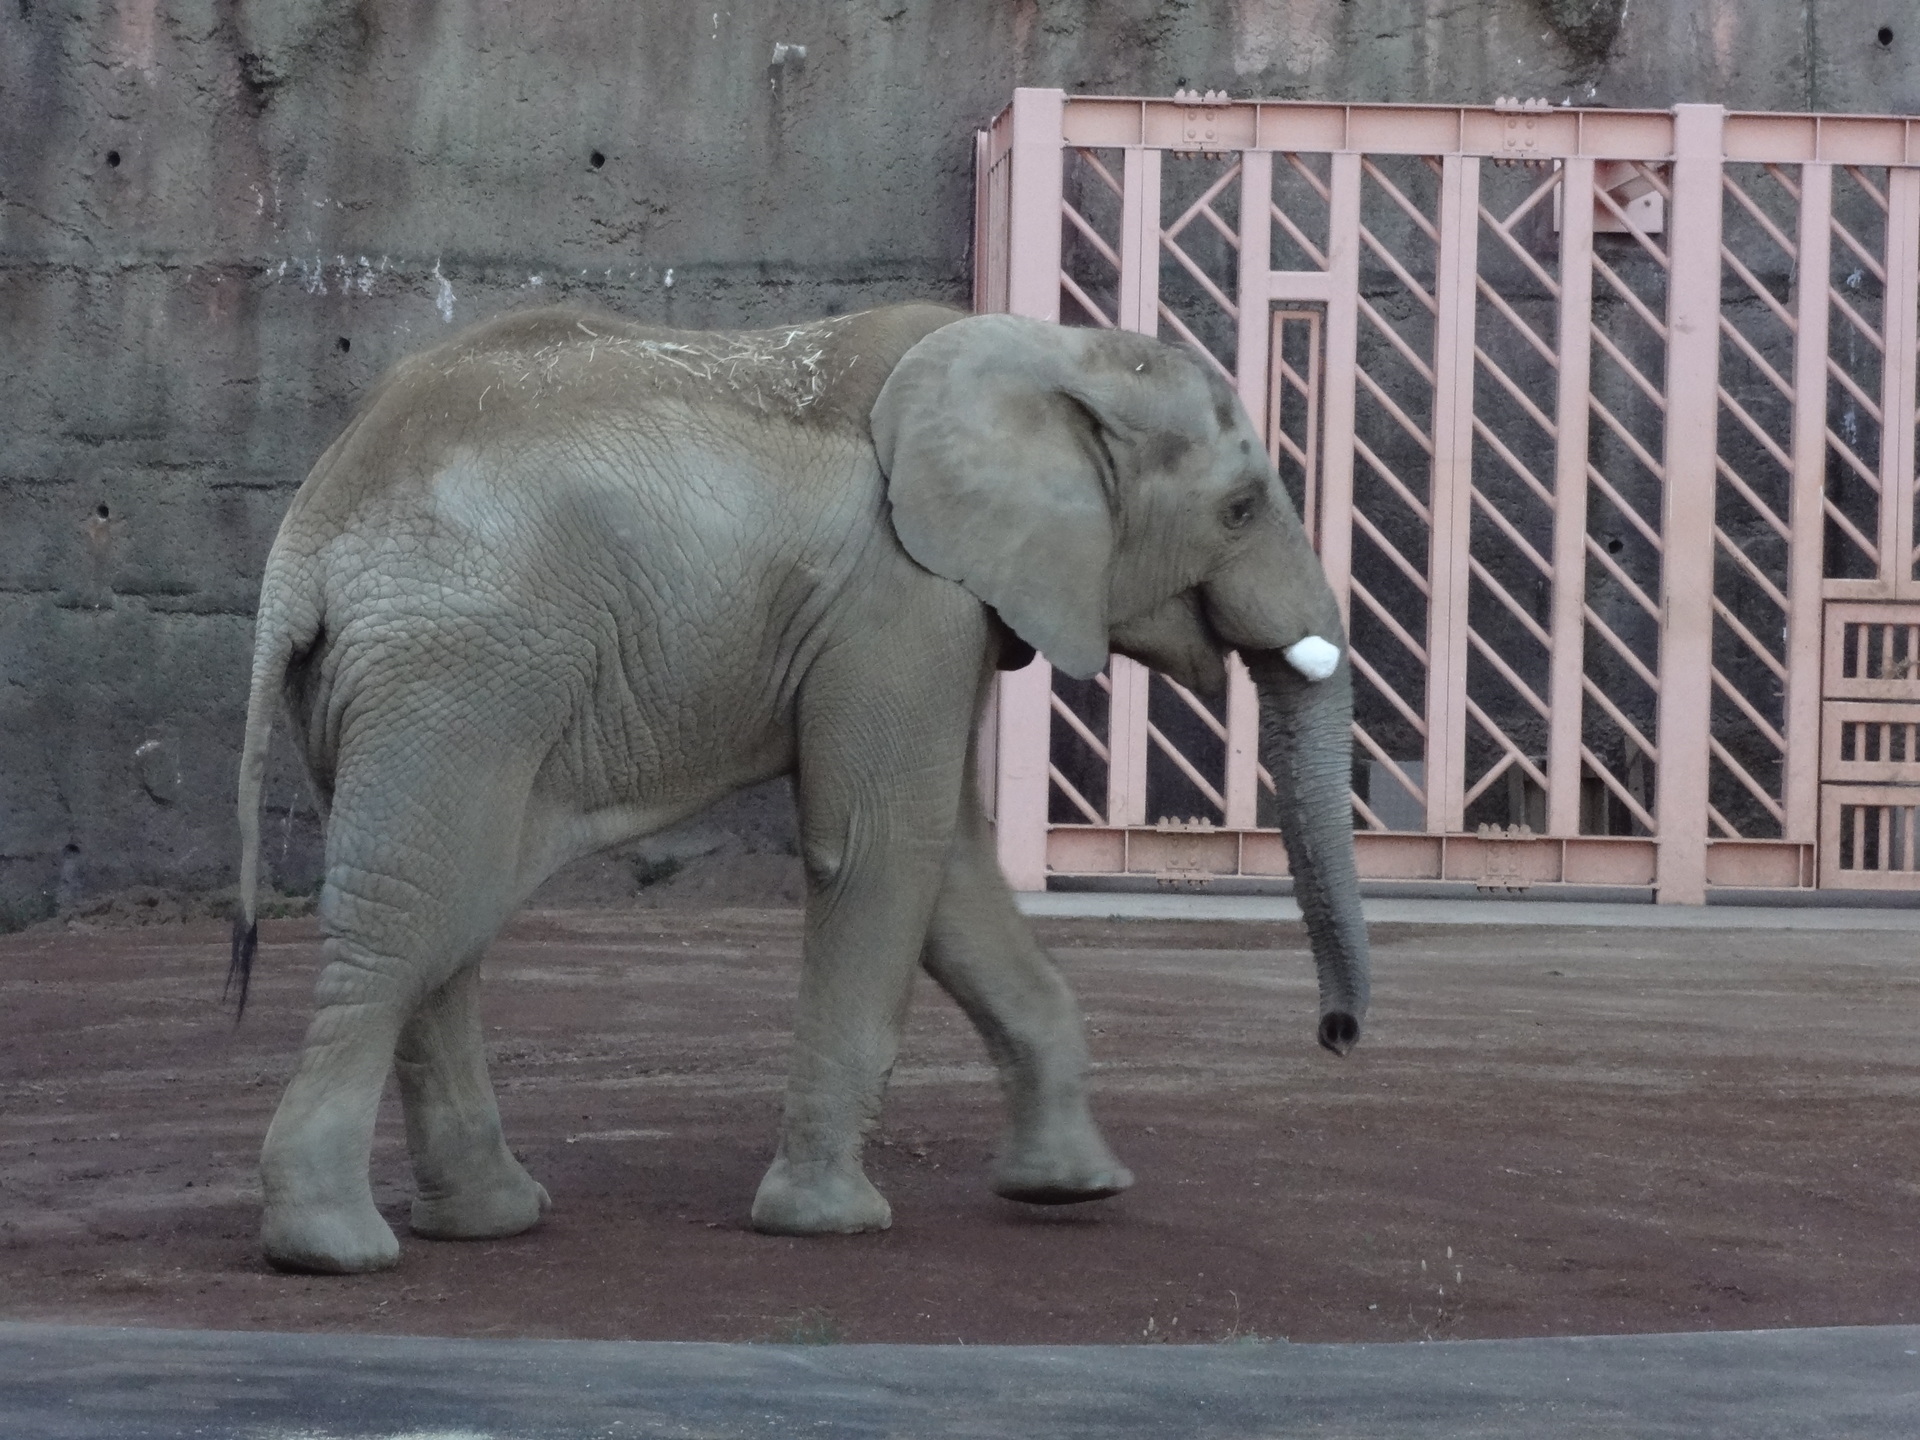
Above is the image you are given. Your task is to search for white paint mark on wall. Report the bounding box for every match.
[663,267,674,289]
[431,261,455,323]
[771,41,806,63]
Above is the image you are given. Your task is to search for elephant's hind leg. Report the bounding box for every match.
[398,962,550,1241]
[260,738,539,1274]
[259,933,413,1274]
[923,777,1132,1206]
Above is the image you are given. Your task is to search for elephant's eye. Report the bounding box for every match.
[1223,494,1259,530]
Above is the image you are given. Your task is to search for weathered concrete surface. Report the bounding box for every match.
[1,1,1913,922]
[3,1320,1918,1439]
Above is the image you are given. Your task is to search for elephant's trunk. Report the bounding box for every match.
[1244,650,1370,1055]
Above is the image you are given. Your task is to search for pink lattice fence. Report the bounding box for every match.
[974,91,1920,903]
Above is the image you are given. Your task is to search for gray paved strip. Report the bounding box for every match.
[1,1321,1917,1439]
[1018,891,1920,930]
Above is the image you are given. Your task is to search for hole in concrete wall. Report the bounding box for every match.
[1605,534,1623,554]
[336,336,351,353]
[1878,25,1894,46]
[94,503,109,520]
[590,150,606,169]
[105,150,121,168]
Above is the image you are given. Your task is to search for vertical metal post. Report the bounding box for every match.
[1226,149,1275,830]
[1106,142,1163,828]
[1783,163,1834,843]
[1653,103,1727,904]
[1423,154,1483,833]
[1318,151,1363,620]
[1546,157,1597,836]
[1881,168,1920,597]
[994,87,1067,890]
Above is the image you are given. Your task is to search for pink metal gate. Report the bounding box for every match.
[974,90,1920,903]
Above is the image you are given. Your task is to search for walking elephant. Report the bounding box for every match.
[231,302,1370,1273]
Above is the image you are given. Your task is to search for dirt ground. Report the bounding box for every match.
[2,900,1917,1346]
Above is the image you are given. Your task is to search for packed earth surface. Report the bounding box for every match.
[2,894,1916,1346]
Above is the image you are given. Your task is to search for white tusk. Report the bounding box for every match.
[1284,635,1341,683]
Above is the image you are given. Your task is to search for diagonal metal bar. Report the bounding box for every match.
[1467,627,1550,718]
[1824,344,1885,419]
[1717,380,1796,467]
[1351,505,1435,595]
[1717,315,1795,402]
[1073,148,1126,198]
[1581,744,1659,834]
[1145,721,1226,814]
[1160,674,1229,743]
[1825,426,1884,491]
[1718,246,1798,337]
[1708,735,1786,824]
[1462,750,1519,810]
[1713,529,1790,614]
[1585,538,1663,622]
[1713,457,1791,544]
[1474,280,1559,367]
[1358,226,1440,315]
[1155,302,1234,381]
[1587,391,1669,484]
[1582,674,1659,761]
[1830,216,1888,285]
[1707,595,1788,685]
[1490,164,1564,234]
[1048,764,1106,826]
[1357,297,1439,385]
[1827,285,1887,357]
[1062,201,1123,272]
[1478,212,1562,303]
[1360,157,1440,240]
[1585,462,1667,552]
[1470,485,1554,578]
[1466,553,1553,649]
[1050,691,1111,763]
[1465,697,1551,789]
[1350,649,1429,736]
[1356,365,1437,453]
[1590,251,1671,341]
[1471,408,1558,509]
[1352,789,1390,832]
[1822,494,1882,563]
[1721,172,1799,261]
[1165,161,1243,240]
[1589,325,1670,413]
[1160,230,1241,321]
[1842,163,1890,213]
[1270,200,1329,269]
[1059,271,1117,328]
[1708,802,1743,840]
[1352,576,1431,662]
[1284,149,1333,203]
[1351,722,1427,811]
[1585,605,1662,692]
[1710,664,1786,750]
[1594,181,1672,269]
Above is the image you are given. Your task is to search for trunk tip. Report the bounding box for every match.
[1318,1010,1360,1056]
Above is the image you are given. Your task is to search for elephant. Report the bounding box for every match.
[230,301,1370,1274]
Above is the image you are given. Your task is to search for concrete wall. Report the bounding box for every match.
[0,0,1910,923]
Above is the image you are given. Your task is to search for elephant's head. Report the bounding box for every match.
[871,314,1369,1056]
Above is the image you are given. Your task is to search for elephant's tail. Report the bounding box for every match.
[229,556,322,1021]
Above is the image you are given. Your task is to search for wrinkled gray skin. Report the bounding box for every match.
[233,303,1370,1274]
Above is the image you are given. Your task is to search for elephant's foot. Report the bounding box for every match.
[992,1119,1134,1206]
[750,1156,892,1236]
[410,1149,551,1241]
[262,1197,401,1274]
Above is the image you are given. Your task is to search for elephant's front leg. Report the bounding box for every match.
[749,639,978,1236]
[922,760,1132,1205]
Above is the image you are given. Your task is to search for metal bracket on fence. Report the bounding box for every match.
[1171,88,1234,157]
[1153,816,1219,889]
[1475,823,1536,893]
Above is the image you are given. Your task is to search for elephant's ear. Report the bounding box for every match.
[871,315,1115,680]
